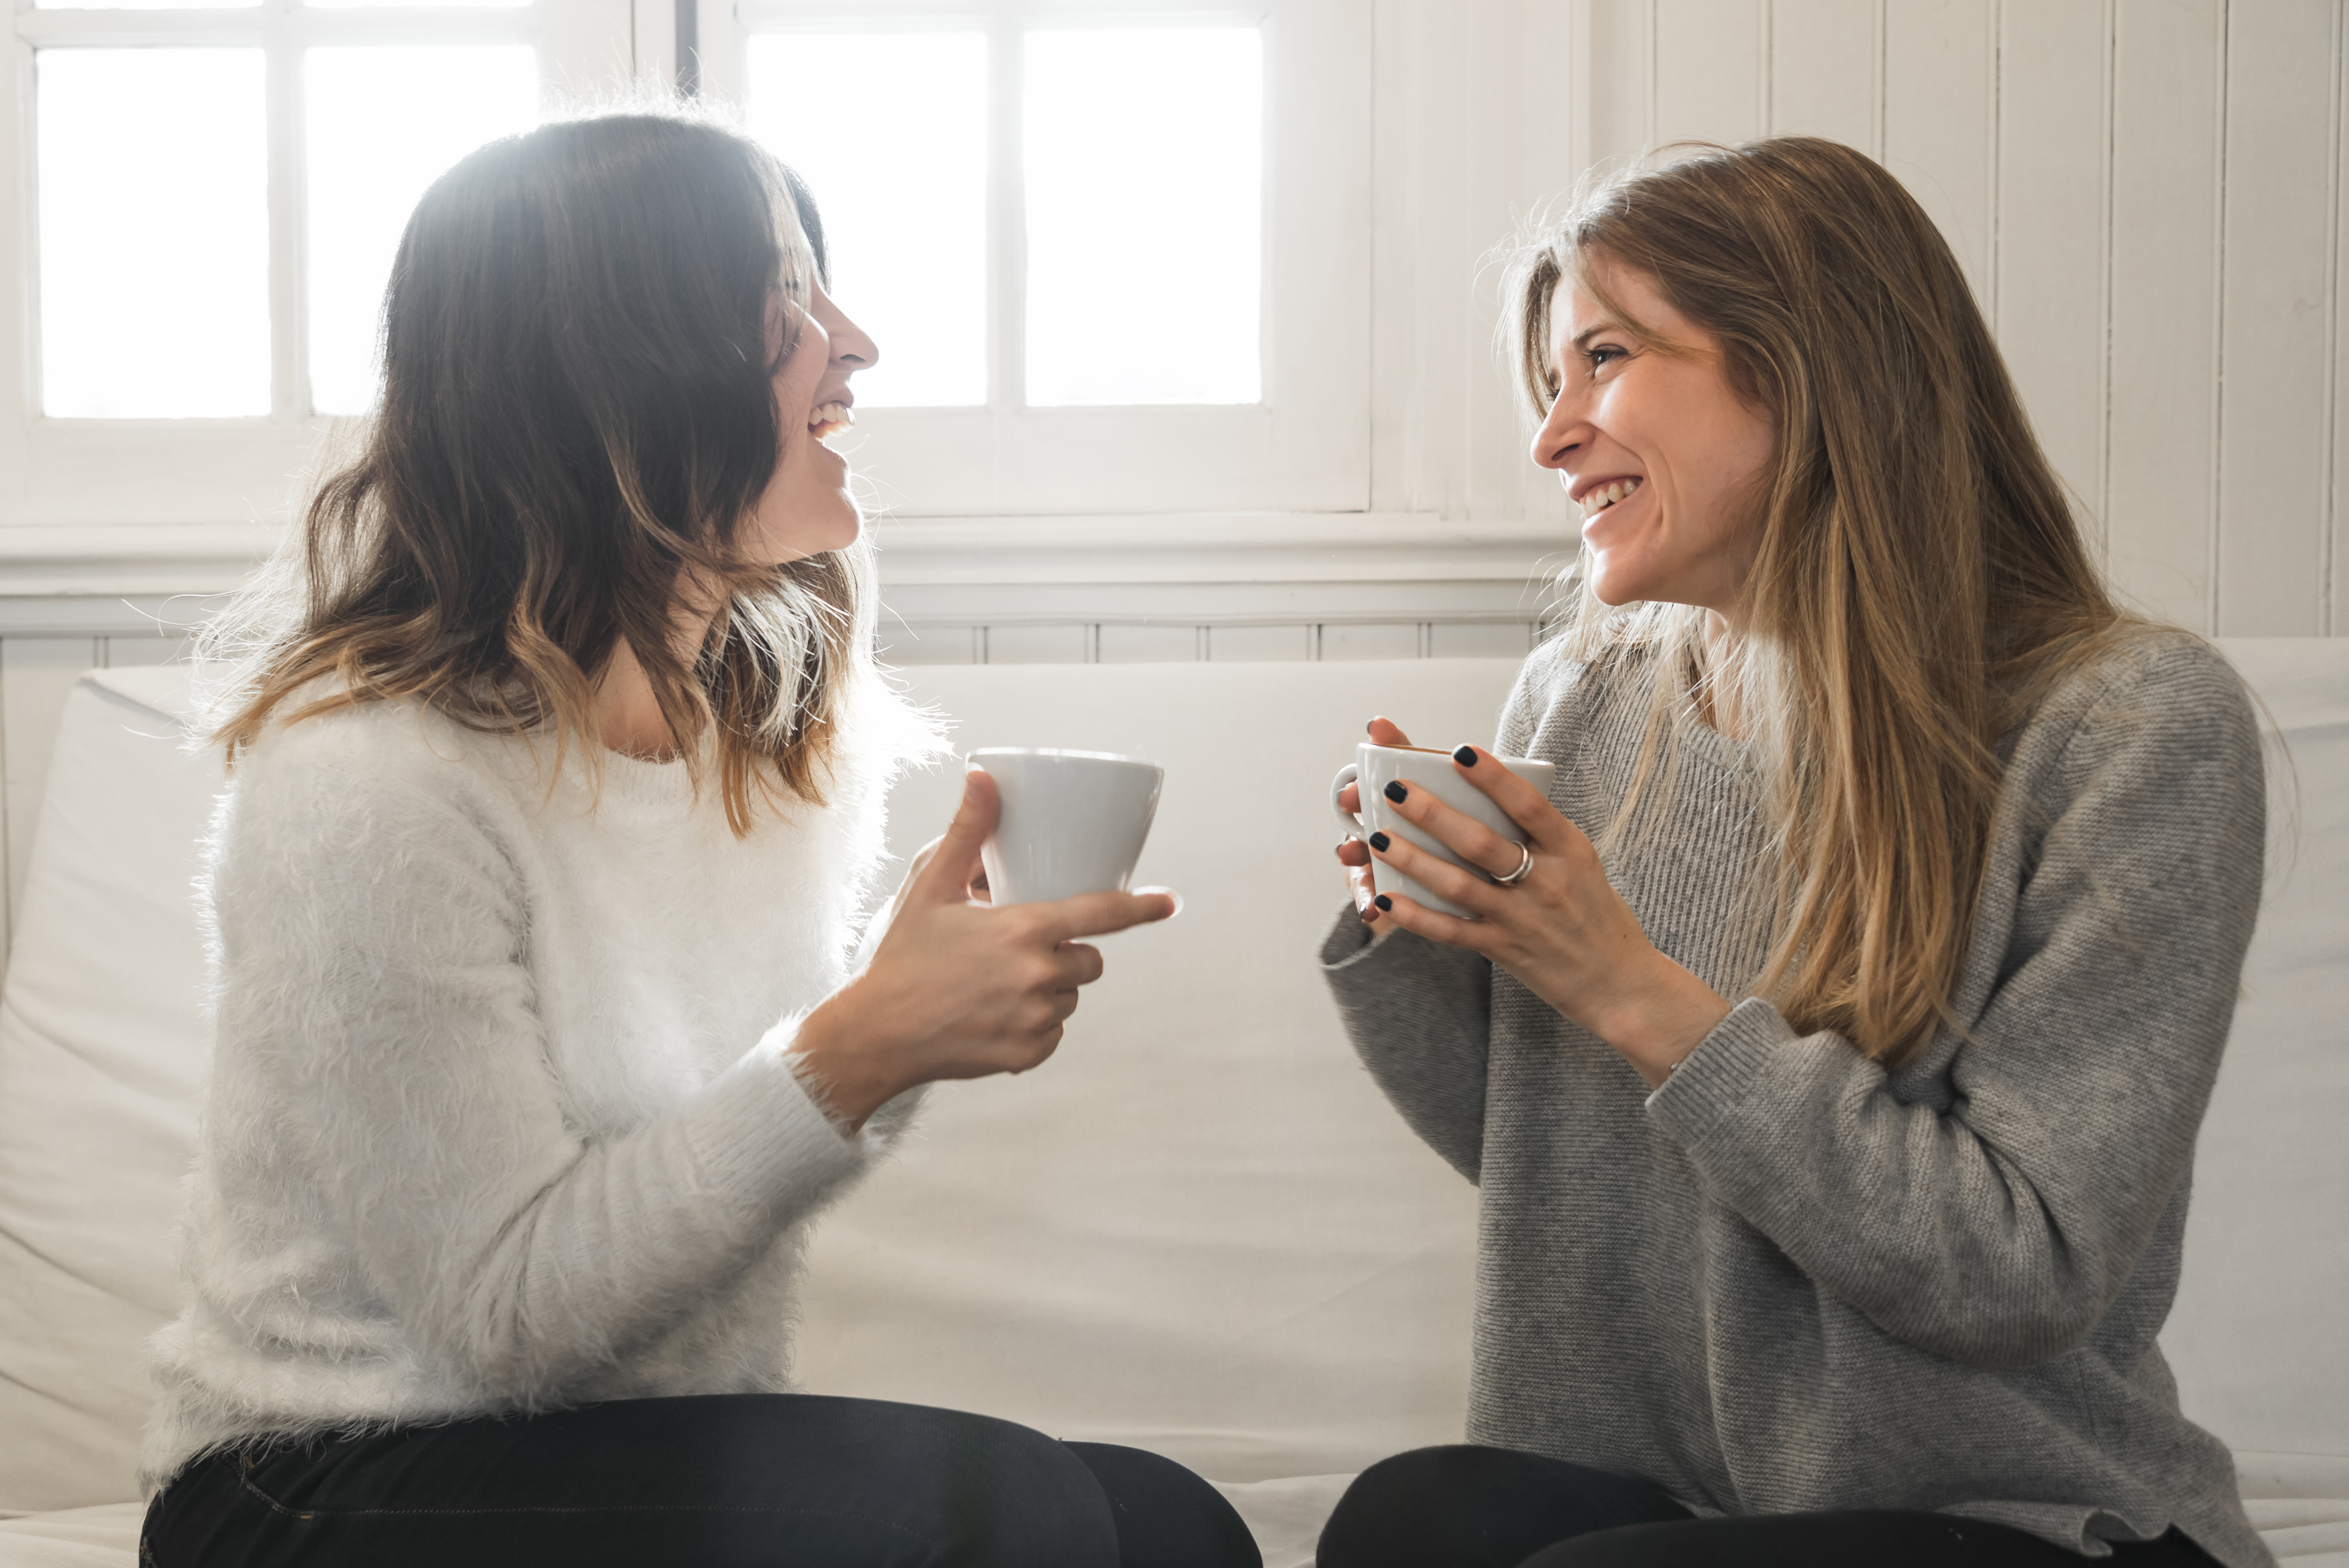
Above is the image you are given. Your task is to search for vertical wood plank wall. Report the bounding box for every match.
[1585,0,2346,639]
[5,0,2343,954]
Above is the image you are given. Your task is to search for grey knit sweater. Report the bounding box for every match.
[1320,631,2270,1566]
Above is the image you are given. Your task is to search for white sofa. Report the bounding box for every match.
[1,647,2343,1567]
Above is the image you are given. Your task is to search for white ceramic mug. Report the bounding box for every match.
[971,748,1165,907]
[1331,743,1557,918]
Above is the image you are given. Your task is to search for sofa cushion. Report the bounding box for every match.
[0,669,217,1514]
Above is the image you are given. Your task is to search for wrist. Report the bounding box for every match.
[1589,954,1732,1089]
[791,987,906,1135]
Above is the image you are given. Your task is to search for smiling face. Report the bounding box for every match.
[737,278,879,566]
[1530,260,1777,624]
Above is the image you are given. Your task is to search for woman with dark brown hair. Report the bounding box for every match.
[134,109,1257,1568]
[1320,138,2268,1568]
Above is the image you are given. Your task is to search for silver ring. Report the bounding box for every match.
[1495,840,1535,887]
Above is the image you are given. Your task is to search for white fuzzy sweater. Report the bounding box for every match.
[141,693,918,1492]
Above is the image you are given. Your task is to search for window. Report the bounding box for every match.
[614,0,1369,516]
[2,0,1370,537]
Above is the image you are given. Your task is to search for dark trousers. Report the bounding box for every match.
[1317,1446,2227,1568]
[141,1393,1260,1568]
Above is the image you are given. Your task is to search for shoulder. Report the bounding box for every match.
[223,694,527,864]
[1500,637,1648,751]
[2013,628,2260,784]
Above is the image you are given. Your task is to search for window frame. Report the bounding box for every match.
[0,0,633,534]
[646,0,1369,517]
[1,0,1371,540]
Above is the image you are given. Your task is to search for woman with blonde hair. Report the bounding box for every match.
[136,110,1256,1568]
[1320,137,2266,1568]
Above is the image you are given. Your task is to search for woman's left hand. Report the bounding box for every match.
[1366,745,1734,1087]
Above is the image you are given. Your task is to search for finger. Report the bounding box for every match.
[1044,887,1180,942]
[1336,836,1371,867]
[1377,776,1528,880]
[911,766,999,904]
[1447,745,1574,854]
[1365,716,1414,748]
[1365,825,1502,918]
[1368,887,1489,952]
[1338,781,1363,815]
[1054,942,1105,987]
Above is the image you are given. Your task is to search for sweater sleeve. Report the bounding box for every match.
[213,720,870,1403]
[1320,912,1494,1182]
[1643,641,2265,1368]
[1314,659,1550,1183]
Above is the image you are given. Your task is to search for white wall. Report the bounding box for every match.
[1383,0,2349,640]
[5,0,2343,953]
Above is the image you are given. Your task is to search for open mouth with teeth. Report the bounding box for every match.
[1579,476,1643,520]
[809,402,854,443]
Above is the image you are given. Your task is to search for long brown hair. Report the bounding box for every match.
[206,109,889,832]
[1507,137,2136,1063]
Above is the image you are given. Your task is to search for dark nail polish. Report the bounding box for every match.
[1453,745,1478,765]
[1383,780,1409,803]
[1374,893,1393,911]
[1369,831,1391,852]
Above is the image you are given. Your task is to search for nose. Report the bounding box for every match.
[1530,384,1588,474]
[826,302,879,373]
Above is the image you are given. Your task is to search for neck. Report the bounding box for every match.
[594,570,722,761]
[1697,609,1749,739]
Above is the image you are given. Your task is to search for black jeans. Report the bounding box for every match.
[141,1393,1261,1568]
[1317,1446,2227,1568]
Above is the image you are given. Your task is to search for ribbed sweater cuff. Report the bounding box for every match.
[683,1017,866,1220]
[1641,995,1800,1136]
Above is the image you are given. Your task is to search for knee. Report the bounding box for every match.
[1063,1443,1260,1568]
[1317,1447,1491,1568]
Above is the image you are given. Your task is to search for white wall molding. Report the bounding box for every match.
[0,513,1571,636]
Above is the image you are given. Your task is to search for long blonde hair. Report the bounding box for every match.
[1508,137,2137,1064]
[205,111,888,832]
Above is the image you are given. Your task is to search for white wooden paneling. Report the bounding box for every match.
[1430,621,1536,659]
[1994,0,2110,543]
[2217,0,2336,637]
[1770,0,1879,148]
[1209,625,1313,662]
[2,638,98,952]
[1098,625,1203,664]
[1654,0,1766,148]
[1881,0,1995,310]
[1320,623,1421,661]
[983,625,1092,665]
[2336,8,2349,638]
[2107,0,2227,632]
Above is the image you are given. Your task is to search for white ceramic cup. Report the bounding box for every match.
[971,748,1165,907]
[1331,743,1558,918]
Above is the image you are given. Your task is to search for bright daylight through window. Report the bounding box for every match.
[745,22,1263,410]
[37,49,271,418]
[25,7,1266,427]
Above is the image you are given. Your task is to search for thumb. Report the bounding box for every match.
[910,766,999,904]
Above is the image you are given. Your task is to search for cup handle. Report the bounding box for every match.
[1331,762,1364,837]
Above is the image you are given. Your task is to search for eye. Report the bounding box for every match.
[1585,343,1628,373]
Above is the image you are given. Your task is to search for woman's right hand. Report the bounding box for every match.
[1336,716,1415,926]
[792,767,1177,1132]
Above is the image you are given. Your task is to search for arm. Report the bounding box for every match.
[1643,643,2265,1367]
[1320,914,1493,1182]
[220,741,862,1402]
[1318,667,1552,1181]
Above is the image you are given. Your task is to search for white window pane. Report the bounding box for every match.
[308,0,522,8]
[1024,27,1261,407]
[38,49,271,418]
[36,0,256,10]
[306,45,539,415]
[747,31,988,409]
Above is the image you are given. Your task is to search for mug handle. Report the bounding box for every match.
[1331,761,1365,837]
